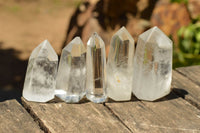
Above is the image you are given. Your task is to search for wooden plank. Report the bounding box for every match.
[106,93,200,132]
[21,97,130,133]
[105,70,200,132]
[172,70,200,109]
[176,65,200,86]
[0,99,42,133]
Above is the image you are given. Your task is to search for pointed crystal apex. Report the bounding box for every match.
[139,26,172,49]
[114,26,127,35]
[23,40,58,102]
[107,27,135,101]
[63,37,86,57]
[71,36,83,44]
[30,39,58,61]
[56,37,86,103]
[86,33,107,103]
[132,27,172,101]
[87,32,104,48]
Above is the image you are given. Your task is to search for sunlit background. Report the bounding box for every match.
[0,0,199,102]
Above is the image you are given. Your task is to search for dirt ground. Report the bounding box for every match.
[0,0,80,102]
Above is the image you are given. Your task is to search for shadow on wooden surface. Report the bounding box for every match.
[154,89,188,102]
[102,88,188,103]
[172,88,189,99]
[0,44,27,103]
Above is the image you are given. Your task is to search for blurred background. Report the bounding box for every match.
[0,0,199,102]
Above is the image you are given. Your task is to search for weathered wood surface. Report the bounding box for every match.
[19,66,200,133]
[172,70,200,109]
[21,97,130,133]
[176,65,200,86]
[106,92,200,132]
[0,99,42,133]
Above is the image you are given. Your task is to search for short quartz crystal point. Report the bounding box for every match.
[56,37,86,103]
[132,26,173,101]
[86,32,107,103]
[23,40,58,102]
[107,27,135,101]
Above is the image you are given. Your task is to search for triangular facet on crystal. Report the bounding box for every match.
[87,32,104,48]
[139,26,172,49]
[63,37,86,57]
[23,40,58,102]
[30,40,57,61]
[115,26,135,43]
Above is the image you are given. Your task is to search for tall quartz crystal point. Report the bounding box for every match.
[23,40,58,102]
[86,32,107,103]
[132,26,172,101]
[56,37,86,103]
[107,27,135,101]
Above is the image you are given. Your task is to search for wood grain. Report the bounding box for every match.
[176,65,200,86]
[0,99,42,133]
[172,70,200,109]
[106,93,200,132]
[21,97,130,133]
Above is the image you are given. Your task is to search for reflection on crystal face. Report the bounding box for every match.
[56,37,86,103]
[86,32,107,103]
[107,27,135,101]
[132,26,172,101]
[23,40,58,102]
[93,48,103,94]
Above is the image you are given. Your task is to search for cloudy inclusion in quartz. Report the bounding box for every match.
[23,40,58,102]
[56,37,86,103]
[107,27,135,101]
[132,27,172,101]
[86,33,107,103]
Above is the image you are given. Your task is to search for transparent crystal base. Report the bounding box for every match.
[56,94,85,103]
[55,89,85,103]
[64,95,84,103]
[86,94,107,103]
[23,90,54,102]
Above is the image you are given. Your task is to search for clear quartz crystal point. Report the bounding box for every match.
[132,26,173,101]
[107,27,135,101]
[56,37,86,103]
[86,32,107,103]
[23,40,58,102]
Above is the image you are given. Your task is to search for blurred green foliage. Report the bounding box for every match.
[173,18,200,68]
[170,0,188,4]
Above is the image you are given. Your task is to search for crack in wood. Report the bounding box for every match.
[173,70,200,111]
[103,103,133,133]
[21,99,50,133]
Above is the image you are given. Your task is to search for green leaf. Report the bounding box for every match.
[184,26,193,39]
[195,32,200,42]
[178,52,185,63]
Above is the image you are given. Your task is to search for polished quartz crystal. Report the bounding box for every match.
[56,37,86,103]
[107,27,135,101]
[132,26,172,101]
[23,40,58,102]
[86,32,107,103]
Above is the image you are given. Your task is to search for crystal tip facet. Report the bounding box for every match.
[139,26,172,49]
[71,36,82,44]
[87,32,105,48]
